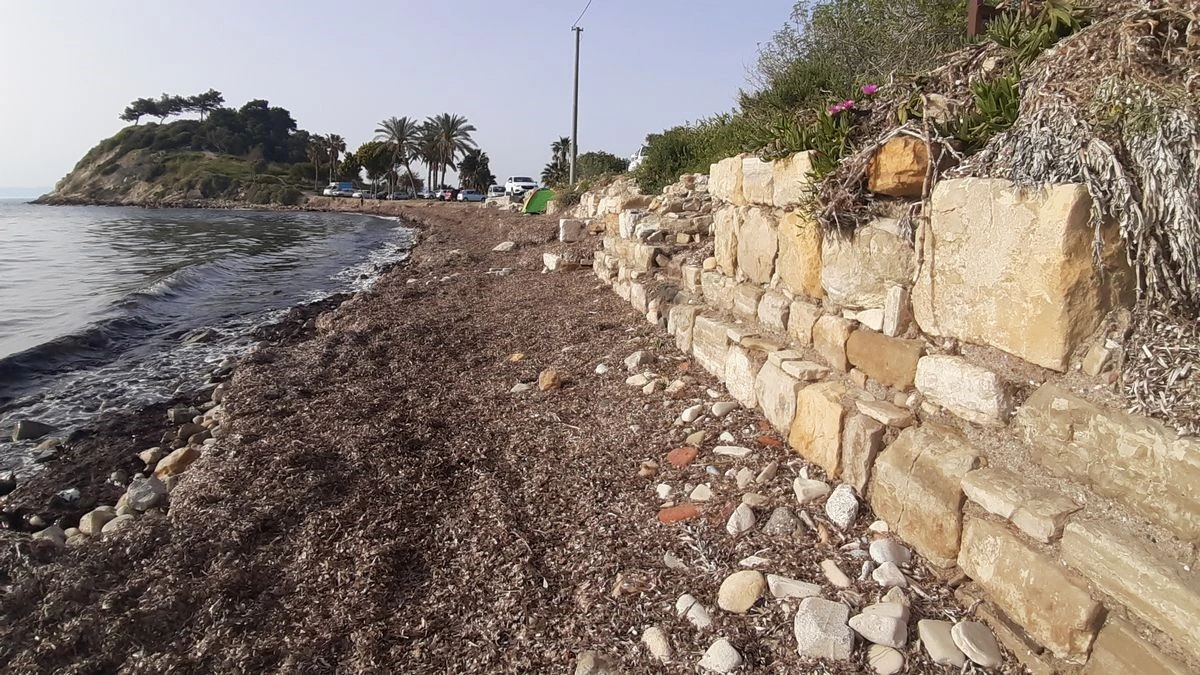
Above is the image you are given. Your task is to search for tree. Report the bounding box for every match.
[542,161,568,186]
[427,113,477,187]
[356,140,392,191]
[374,116,422,194]
[119,97,159,125]
[306,138,326,189]
[187,89,225,120]
[576,150,629,179]
[457,149,495,192]
[552,136,572,166]
[337,151,361,181]
[154,93,187,122]
[325,134,346,182]
[418,121,439,189]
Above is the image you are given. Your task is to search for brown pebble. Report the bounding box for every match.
[665,447,698,468]
[537,369,562,391]
[638,461,659,478]
[658,503,700,525]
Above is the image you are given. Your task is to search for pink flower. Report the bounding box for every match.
[827,103,844,114]
[842,99,856,109]
[861,84,879,95]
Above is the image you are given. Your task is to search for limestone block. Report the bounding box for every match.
[1084,618,1191,675]
[737,207,778,285]
[618,210,644,239]
[813,316,854,372]
[1062,520,1200,661]
[867,135,931,198]
[882,285,911,337]
[789,381,847,477]
[629,282,648,314]
[960,467,1080,542]
[757,291,791,332]
[701,271,733,311]
[822,226,914,309]
[788,300,822,346]
[845,330,923,390]
[914,178,1132,371]
[959,518,1103,660]
[841,414,884,494]
[776,210,824,300]
[870,424,982,568]
[559,218,587,242]
[731,284,764,321]
[755,361,802,434]
[714,205,740,275]
[692,316,732,378]
[709,155,746,206]
[915,355,1014,427]
[741,156,775,205]
[1016,384,1200,542]
[772,151,816,209]
[724,345,761,409]
[681,264,702,293]
[668,304,702,354]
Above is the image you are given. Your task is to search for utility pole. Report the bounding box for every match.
[570,26,582,184]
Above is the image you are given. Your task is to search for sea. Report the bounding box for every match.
[0,199,414,474]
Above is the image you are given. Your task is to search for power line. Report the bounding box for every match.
[571,0,594,28]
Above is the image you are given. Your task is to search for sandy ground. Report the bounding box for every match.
[0,203,1013,674]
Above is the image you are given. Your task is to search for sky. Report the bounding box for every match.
[0,0,794,195]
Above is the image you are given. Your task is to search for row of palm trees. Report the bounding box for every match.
[307,133,347,184]
[373,113,477,194]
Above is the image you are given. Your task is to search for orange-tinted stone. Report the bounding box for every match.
[666,447,699,468]
[658,503,700,524]
[756,435,784,447]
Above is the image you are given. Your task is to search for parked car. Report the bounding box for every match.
[438,189,458,201]
[416,189,436,200]
[388,192,413,200]
[628,147,647,172]
[457,189,485,202]
[487,185,505,198]
[323,181,354,197]
[505,176,538,196]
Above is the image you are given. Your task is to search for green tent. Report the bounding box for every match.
[522,187,556,214]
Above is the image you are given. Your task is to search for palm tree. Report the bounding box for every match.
[419,120,439,189]
[325,134,346,183]
[457,149,495,192]
[306,138,326,189]
[552,136,572,167]
[542,161,568,186]
[428,113,477,188]
[374,116,422,195]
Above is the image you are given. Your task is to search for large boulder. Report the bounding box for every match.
[913,178,1132,371]
[776,210,823,300]
[821,224,914,310]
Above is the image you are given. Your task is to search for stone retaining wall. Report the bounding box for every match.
[574,152,1199,673]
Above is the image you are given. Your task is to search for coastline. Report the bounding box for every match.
[1,201,1007,673]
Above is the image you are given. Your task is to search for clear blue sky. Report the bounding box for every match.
[0,0,793,194]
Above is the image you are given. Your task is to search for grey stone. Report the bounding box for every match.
[574,650,619,675]
[685,430,707,446]
[680,403,705,423]
[676,593,713,630]
[699,638,742,673]
[125,476,168,511]
[867,645,905,675]
[713,445,752,458]
[872,562,907,588]
[78,509,116,536]
[735,467,755,489]
[741,492,769,507]
[767,574,822,600]
[689,484,713,502]
[32,525,66,548]
[825,484,860,529]
[869,539,912,565]
[755,461,778,484]
[11,420,54,442]
[711,401,739,418]
[793,597,854,661]
[849,612,907,648]
[624,350,656,372]
[510,382,533,393]
[101,514,135,534]
[951,620,1003,668]
[918,619,966,667]
[793,478,831,504]
[763,507,800,536]
[492,241,517,252]
[726,503,756,536]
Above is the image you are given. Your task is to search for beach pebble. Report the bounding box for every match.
[825,484,859,529]
[641,626,673,663]
[868,520,890,533]
[739,555,769,568]
[574,650,618,675]
[638,460,659,478]
[741,492,769,507]
[676,593,713,630]
[698,638,742,673]
[868,645,905,675]
[101,514,135,534]
[718,431,735,443]
[882,587,908,607]
[762,506,800,536]
[725,503,756,537]
[793,478,830,504]
[767,574,821,600]
[32,525,66,549]
[685,430,707,446]
[918,619,967,667]
[680,404,704,423]
[869,539,912,565]
[755,461,778,484]
[713,445,752,458]
[717,570,765,613]
[793,597,854,661]
[711,401,739,418]
[849,610,907,648]
[510,382,533,393]
[821,559,853,588]
[624,350,655,372]
[735,467,755,489]
[594,363,609,375]
[872,562,907,588]
[125,476,168,511]
[663,552,687,570]
[689,484,713,502]
[78,509,116,536]
[656,483,673,499]
[952,621,1003,668]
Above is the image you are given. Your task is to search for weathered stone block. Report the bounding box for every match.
[776,210,824,300]
[789,381,846,477]
[737,207,778,285]
[959,518,1103,660]
[1084,618,1191,675]
[692,316,732,378]
[882,285,911,337]
[813,315,854,372]
[845,329,923,390]
[710,155,746,206]
[757,291,790,332]
[629,282,648,314]
[742,156,774,205]
[559,218,587,242]
[915,355,1014,427]
[870,424,982,568]
[668,304,701,354]
[731,284,764,321]
[701,271,733,311]
[914,178,1132,371]
[788,300,821,346]
[842,414,884,494]
[772,152,816,209]
[867,135,931,198]
[681,264,702,293]
[724,345,761,409]
[821,225,914,309]
[713,205,740,276]
[755,361,802,433]
[1016,384,1200,542]
[1061,520,1200,661]
[961,467,1080,542]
